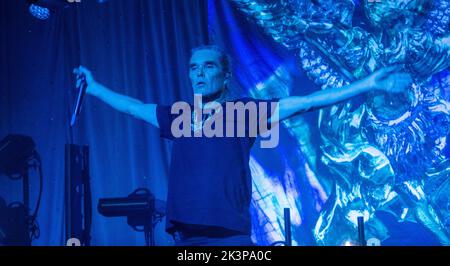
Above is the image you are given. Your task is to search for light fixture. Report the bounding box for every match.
[28,3,50,20]
[26,0,70,20]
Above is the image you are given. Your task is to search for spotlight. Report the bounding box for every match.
[28,3,50,20]
[26,0,70,20]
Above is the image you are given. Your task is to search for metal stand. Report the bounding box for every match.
[357,216,366,246]
[268,207,293,246]
[128,213,158,246]
[126,194,158,246]
[284,208,292,246]
[144,221,155,246]
[22,168,30,243]
[64,144,92,246]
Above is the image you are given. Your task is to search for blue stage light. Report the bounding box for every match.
[28,3,50,20]
[27,0,74,21]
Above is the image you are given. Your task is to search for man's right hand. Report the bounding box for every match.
[73,65,96,95]
[71,65,159,127]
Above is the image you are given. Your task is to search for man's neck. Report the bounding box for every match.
[195,90,225,108]
[202,90,224,104]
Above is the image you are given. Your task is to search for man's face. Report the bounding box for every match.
[189,49,227,97]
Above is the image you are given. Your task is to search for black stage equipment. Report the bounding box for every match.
[64,144,92,246]
[0,134,43,245]
[98,188,166,246]
[0,134,35,177]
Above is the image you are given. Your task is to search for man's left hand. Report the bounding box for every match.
[365,66,412,93]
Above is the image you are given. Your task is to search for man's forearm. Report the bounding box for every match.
[88,82,159,127]
[275,79,372,122]
[302,78,370,111]
[89,82,143,115]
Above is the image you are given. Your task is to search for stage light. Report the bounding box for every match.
[343,240,353,246]
[28,3,50,20]
[26,0,70,21]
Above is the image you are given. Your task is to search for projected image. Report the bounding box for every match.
[210,0,450,245]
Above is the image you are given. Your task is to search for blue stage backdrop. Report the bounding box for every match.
[1,0,208,246]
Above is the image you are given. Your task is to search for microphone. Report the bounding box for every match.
[70,74,88,127]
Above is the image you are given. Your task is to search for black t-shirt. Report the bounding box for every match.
[156,97,278,235]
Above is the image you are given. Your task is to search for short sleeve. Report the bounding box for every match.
[156,105,176,139]
[254,98,279,132]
